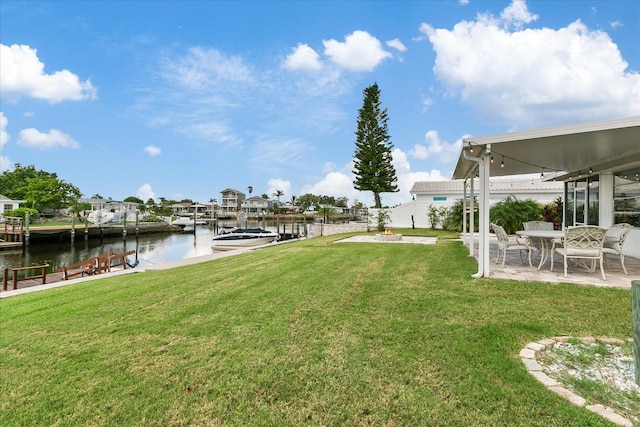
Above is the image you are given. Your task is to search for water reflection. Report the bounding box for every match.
[0,221,299,272]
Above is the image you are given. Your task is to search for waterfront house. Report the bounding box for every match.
[380,178,562,229]
[220,189,245,216]
[0,194,24,216]
[241,196,272,215]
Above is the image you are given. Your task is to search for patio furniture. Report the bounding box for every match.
[491,223,533,268]
[603,223,633,274]
[516,229,564,270]
[523,221,554,231]
[521,221,554,262]
[551,226,607,280]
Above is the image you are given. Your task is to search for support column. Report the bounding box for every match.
[632,280,640,385]
[479,149,491,277]
[469,176,475,257]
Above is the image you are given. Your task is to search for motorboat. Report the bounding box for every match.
[211,228,279,250]
[87,209,114,225]
[172,216,206,227]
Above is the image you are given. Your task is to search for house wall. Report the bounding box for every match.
[0,199,22,214]
[387,188,563,229]
[625,229,640,258]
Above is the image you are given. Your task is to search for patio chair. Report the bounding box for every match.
[602,223,633,274]
[523,221,554,231]
[491,223,533,268]
[551,226,607,280]
[520,221,553,262]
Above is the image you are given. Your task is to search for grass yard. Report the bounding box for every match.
[0,231,634,426]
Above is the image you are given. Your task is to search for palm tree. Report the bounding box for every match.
[273,190,284,203]
[247,186,253,196]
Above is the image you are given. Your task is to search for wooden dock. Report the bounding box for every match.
[1,217,24,251]
[2,250,137,292]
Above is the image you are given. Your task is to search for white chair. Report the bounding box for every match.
[523,221,554,231]
[491,223,533,267]
[602,223,633,274]
[551,226,607,280]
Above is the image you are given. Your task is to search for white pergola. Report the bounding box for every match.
[452,116,640,278]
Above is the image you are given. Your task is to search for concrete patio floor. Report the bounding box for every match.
[464,234,639,290]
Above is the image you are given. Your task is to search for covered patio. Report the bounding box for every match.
[453,116,640,284]
[466,234,640,289]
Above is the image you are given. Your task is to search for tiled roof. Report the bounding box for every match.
[410,178,563,194]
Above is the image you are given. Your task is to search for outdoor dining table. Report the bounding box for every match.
[515,229,565,270]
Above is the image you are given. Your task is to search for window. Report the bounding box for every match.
[614,167,640,227]
[433,196,447,201]
[565,176,599,226]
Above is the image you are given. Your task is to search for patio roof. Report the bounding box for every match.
[452,116,640,180]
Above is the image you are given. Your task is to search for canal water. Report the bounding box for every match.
[0,221,306,273]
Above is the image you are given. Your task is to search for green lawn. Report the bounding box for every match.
[0,231,633,426]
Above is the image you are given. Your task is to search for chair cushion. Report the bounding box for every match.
[507,244,529,250]
[558,248,601,257]
[602,247,621,255]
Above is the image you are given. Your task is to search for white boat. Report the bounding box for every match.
[87,209,114,225]
[172,216,206,227]
[211,228,279,250]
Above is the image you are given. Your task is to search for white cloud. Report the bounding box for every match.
[408,131,462,163]
[177,121,241,145]
[386,39,407,52]
[610,21,623,29]
[500,0,538,29]
[137,183,155,202]
[267,178,292,201]
[252,138,314,174]
[322,162,336,174]
[162,47,253,90]
[284,43,323,71]
[323,30,392,72]
[144,145,162,156]
[17,128,79,149]
[301,171,358,200]
[0,112,9,148]
[420,1,640,128]
[0,156,12,173]
[0,44,97,103]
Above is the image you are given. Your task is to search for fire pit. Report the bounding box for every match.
[374,229,403,241]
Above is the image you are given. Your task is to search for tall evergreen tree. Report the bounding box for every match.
[352,83,398,208]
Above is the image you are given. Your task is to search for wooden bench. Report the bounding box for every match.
[57,250,137,280]
[3,264,49,291]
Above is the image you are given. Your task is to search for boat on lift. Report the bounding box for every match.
[211,228,279,250]
[171,216,206,227]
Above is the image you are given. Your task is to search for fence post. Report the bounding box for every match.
[632,280,640,385]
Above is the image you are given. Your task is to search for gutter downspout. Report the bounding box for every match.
[463,178,471,256]
[463,144,491,278]
[469,177,475,257]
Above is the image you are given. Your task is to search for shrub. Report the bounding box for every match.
[444,199,478,232]
[4,207,39,220]
[490,195,543,234]
[543,197,563,230]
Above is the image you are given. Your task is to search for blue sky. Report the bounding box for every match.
[1,0,638,207]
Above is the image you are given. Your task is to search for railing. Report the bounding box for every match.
[3,264,49,291]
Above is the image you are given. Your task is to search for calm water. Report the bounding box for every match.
[0,221,305,273]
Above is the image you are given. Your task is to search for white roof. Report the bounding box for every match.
[411,178,563,194]
[453,116,640,179]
